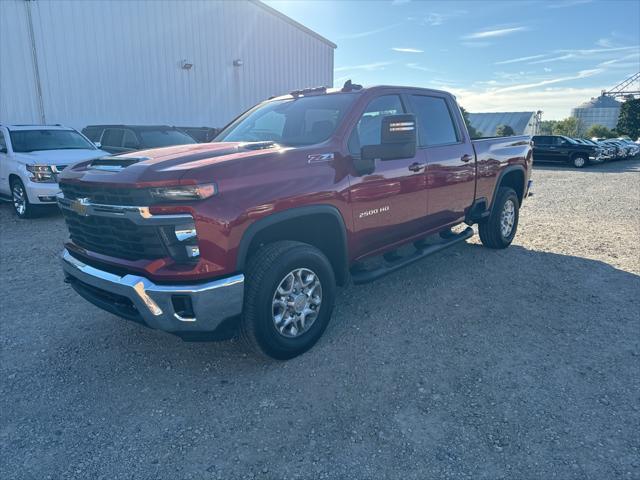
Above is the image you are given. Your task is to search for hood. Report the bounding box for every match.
[60,142,288,187]
[15,148,109,166]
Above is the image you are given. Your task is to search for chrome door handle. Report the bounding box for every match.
[461,154,473,163]
[408,162,426,172]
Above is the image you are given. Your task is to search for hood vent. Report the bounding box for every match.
[89,156,150,171]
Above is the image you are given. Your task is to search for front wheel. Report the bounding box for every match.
[11,178,37,219]
[479,187,519,249]
[241,241,336,360]
[571,155,587,168]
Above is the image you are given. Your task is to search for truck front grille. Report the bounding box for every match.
[61,209,167,260]
[60,183,152,206]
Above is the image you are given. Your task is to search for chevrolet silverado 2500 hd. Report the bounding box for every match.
[58,83,533,359]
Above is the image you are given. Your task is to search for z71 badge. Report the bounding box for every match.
[359,205,390,219]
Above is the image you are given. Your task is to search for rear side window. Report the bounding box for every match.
[348,95,405,154]
[101,129,124,147]
[533,136,551,145]
[409,95,459,147]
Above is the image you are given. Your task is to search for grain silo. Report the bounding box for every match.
[571,95,621,130]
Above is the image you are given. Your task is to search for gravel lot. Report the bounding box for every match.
[1,158,639,480]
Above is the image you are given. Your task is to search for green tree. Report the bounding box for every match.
[616,98,640,140]
[460,106,482,138]
[552,117,585,137]
[495,124,515,137]
[538,120,558,135]
[585,124,615,139]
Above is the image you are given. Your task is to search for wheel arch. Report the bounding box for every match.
[490,165,526,209]
[236,205,349,286]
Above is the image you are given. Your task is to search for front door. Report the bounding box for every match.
[408,93,476,229]
[0,129,10,196]
[347,94,428,258]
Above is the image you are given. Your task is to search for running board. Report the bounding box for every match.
[350,227,474,285]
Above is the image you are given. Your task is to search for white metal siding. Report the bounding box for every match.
[0,0,334,129]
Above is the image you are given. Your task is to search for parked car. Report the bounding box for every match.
[0,124,108,218]
[616,138,639,157]
[599,139,633,159]
[58,83,532,359]
[82,125,196,154]
[176,126,219,143]
[573,138,611,161]
[532,135,602,168]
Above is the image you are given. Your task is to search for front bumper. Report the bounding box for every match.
[61,249,244,334]
[26,180,61,204]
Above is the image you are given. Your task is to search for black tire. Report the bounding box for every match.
[479,187,519,249]
[10,178,37,219]
[241,241,336,360]
[571,154,588,168]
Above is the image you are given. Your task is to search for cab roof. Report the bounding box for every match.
[2,124,74,131]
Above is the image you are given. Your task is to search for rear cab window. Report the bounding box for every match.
[408,95,460,147]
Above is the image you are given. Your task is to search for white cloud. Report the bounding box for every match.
[338,23,401,39]
[334,62,392,72]
[405,63,436,72]
[463,26,528,40]
[392,47,424,53]
[528,54,575,64]
[547,0,592,8]
[495,54,546,65]
[491,69,603,93]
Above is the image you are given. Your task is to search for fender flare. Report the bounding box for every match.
[235,204,349,282]
[490,165,526,209]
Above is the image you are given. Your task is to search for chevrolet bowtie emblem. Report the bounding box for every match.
[70,197,90,216]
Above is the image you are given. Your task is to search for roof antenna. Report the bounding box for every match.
[342,79,362,92]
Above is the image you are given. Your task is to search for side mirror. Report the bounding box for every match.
[94,142,102,148]
[361,114,417,161]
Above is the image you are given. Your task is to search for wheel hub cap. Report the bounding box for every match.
[272,268,322,338]
[12,185,26,215]
[500,199,515,238]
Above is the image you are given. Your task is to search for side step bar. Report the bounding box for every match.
[351,227,474,285]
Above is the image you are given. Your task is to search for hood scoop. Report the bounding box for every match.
[239,141,279,151]
[89,156,150,171]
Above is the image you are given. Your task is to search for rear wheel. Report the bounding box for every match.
[479,187,519,249]
[10,178,37,219]
[571,154,587,168]
[241,241,336,360]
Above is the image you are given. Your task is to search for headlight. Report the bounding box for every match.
[149,183,217,202]
[26,164,56,183]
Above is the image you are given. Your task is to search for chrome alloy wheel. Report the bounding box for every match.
[574,156,586,168]
[272,268,322,338]
[12,183,27,216]
[500,199,515,238]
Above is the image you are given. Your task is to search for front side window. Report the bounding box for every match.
[409,95,459,147]
[138,129,194,148]
[0,131,7,152]
[216,93,357,147]
[101,129,124,147]
[9,129,95,153]
[348,95,405,154]
[123,130,140,149]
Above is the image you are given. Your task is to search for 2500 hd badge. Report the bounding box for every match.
[359,205,390,219]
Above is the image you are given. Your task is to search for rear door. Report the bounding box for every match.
[533,135,553,161]
[347,94,428,257]
[408,93,476,229]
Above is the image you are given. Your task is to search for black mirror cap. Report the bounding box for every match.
[361,114,417,161]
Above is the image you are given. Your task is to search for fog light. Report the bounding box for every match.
[38,195,57,202]
[186,245,200,258]
[175,224,197,241]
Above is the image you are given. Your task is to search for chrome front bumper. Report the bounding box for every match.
[61,249,244,333]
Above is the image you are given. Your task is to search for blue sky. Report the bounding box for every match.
[266,0,640,119]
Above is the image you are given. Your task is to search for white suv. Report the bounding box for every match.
[0,125,108,218]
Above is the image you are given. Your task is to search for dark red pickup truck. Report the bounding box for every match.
[58,83,533,359]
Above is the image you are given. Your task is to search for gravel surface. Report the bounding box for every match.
[1,158,639,480]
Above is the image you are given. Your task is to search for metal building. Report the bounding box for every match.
[467,112,541,137]
[0,0,335,130]
[571,95,622,131]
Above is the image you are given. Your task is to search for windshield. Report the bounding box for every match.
[139,129,195,148]
[10,129,95,153]
[216,94,357,146]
